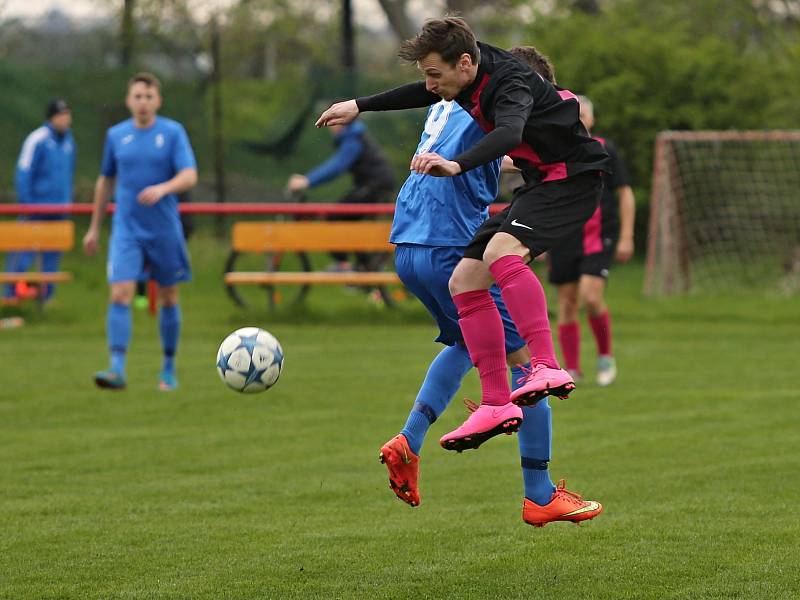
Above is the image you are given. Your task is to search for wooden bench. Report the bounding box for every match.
[224,221,401,309]
[0,220,74,310]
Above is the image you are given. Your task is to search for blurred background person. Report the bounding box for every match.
[549,95,636,386]
[82,73,197,392]
[3,99,75,304]
[286,120,395,272]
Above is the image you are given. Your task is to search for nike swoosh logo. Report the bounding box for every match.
[511,219,533,230]
[401,448,412,464]
[491,406,515,419]
[563,501,601,516]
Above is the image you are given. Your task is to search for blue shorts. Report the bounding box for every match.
[107,230,191,286]
[395,244,525,354]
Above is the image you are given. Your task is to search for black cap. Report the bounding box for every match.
[45,98,70,119]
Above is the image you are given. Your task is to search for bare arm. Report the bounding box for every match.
[82,175,114,256]
[615,185,636,262]
[137,168,198,206]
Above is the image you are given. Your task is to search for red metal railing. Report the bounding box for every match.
[0,202,509,216]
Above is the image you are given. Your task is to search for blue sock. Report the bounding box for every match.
[401,344,473,455]
[41,251,62,300]
[159,304,180,374]
[107,302,131,376]
[512,362,556,505]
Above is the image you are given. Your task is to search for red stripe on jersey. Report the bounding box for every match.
[469,74,493,131]
[469,74,567,182]
[583,205,603,255]
[558,89,578,101]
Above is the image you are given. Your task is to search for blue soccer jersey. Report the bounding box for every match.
[101,116,196,238]
[390,101,500,247]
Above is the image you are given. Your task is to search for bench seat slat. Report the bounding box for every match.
[0,272,73,283]
[232,221,395,252]
[0,221,74,251]
[225,271,400,285]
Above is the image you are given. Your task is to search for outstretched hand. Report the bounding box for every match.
[315,99,359,128]
[410,152,462,177]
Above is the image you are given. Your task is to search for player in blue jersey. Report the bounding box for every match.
[82,72,197,391]
[3,99,75,303]
[380,89,602,526]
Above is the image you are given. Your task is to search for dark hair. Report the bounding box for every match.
[398,17,479,66]
[45,98,70,119]
[509,46,556,85]
[127,72,161,91]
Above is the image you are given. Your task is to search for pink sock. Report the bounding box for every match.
[489,255,560,369]
[452,290,510,406]
[558,322,580,372]
[588,311,612,356]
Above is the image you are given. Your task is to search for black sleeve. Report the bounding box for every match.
[605,140,631,189]
[454,74,532,173]
[356,82,440,112]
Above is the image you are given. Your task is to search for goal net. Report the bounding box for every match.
[644,131,800,295]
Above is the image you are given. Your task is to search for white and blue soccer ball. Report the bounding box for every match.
[216,327,284,393]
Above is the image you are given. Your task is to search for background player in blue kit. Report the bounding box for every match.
[82,72,198,391]
[380,93,601,526]
[3,99,75,303]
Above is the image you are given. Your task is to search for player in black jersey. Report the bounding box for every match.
[549,96,635,387]
[316,17,611,451]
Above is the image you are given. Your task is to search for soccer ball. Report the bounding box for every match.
[216,327,284,393]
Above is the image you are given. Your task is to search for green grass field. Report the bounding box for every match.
[1,228,799,599]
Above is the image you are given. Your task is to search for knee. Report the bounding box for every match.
[110,288,133,305]
[160,286,179,307]
[448,262,492,296]
[448,269,468,296]
[581,291,605,315]
[483,232,528,266]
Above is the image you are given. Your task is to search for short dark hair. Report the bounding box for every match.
[509,46,556,85]
[127,72,161,92]
[45,98,70,119]
[398,17,479,66]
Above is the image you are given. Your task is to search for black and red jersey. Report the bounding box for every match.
[356,41,611,185]
[593,136,631,229]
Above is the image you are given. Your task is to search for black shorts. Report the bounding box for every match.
[548,231,618,284]
[463,172,603,262]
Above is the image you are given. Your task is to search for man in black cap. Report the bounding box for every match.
[3,98,76,302]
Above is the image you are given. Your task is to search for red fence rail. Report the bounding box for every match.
[0,202,509,217]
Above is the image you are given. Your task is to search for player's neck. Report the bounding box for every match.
[133,115,158,129]
[454,65,479,98]
[465,64,478,87]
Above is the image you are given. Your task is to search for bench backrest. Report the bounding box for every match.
[232,221,395,252]
[0,221,74,252]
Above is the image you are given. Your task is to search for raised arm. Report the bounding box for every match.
[316,82,439,128]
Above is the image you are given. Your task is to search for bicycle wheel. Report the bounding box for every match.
[224,250,312,309]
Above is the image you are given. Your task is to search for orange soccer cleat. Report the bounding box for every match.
[522,479,603,527]
[379,434,421,507]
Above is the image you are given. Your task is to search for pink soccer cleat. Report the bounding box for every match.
[439,402,523,453]
[510,364,575,407]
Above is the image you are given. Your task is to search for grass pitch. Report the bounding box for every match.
[1,229,799,599]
